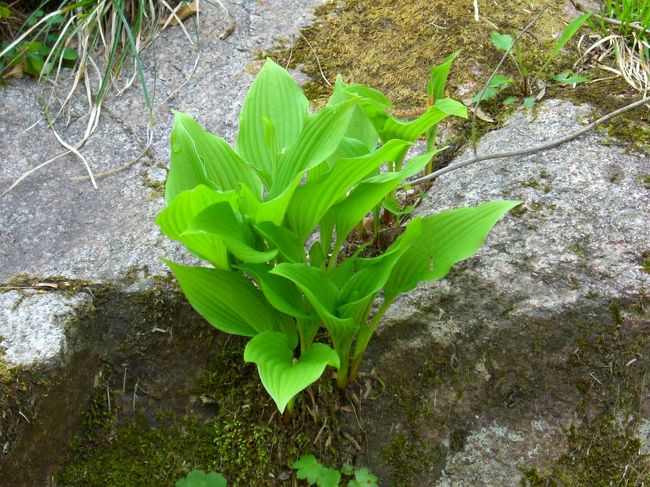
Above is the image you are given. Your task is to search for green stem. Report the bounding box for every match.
[327,240,343,271]
[349,299,392,383]
[335,340,353,389]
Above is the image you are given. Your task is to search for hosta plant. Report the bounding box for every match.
[157,58,519,417]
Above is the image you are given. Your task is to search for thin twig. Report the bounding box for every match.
[408,94,650,187]
[470,5,549,156]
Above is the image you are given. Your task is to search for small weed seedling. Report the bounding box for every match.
[294,455,379,487]
[176,470,227,487]
[475,13,592,108]
[157,58,519,417]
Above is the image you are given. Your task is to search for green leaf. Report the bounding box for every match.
[166,114,219,204]
[271,264,357,352]
[244,332,339,412]
[380,98,467,142]
[240,263,315,321]
[538,13,591,74]
[156,185,238,268]
[293,455,324,484]
[471,75,513,103]
[237,58,309,182]
[255,221,305,263]
[552,70,588,85]
[502,96,518,105]
[523,97,536,109]
[353,467,379,487]
[491,31,514,51]
[172,112,263,196]
[382,196,414,216]
[325,151,434,249]
[164,261,292,336]
[427,51,460,100]
[184,202,278,264]
[0,7,10,19]
[383,200,521,302]
[287,139,411,241]
[176,470,227,487]
[271,98,357,196]
[317,468,341,487]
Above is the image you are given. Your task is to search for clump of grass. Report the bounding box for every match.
[0,0,202,194]
[574,0,650,93]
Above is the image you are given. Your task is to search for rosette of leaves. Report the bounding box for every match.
[157,58,519,416]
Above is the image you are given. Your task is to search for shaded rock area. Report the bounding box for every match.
[361,100,650,485]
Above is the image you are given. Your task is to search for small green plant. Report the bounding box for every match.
[293,455,378,487]
[157,58,519,417]
[600,0,650,42]
[475,13,592,108]
[176,470,227,487]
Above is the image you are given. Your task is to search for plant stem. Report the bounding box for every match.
[282,397,295,424]
[348,299,392,383]
[336,347,351,389]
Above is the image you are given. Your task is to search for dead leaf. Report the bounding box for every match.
[535,79,547,101]
[219,20,236,40]
[3,64,24,79]
[160,0,199,26]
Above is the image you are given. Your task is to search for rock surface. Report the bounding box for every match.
[0,0,318,284]
[0,291,92,366]
[362,99,650,485]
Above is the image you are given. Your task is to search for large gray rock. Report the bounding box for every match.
[0,0,319,284]
[362,99,650,485]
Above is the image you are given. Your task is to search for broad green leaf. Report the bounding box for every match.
[237,58,309,180]
[383,200,520,302]
[491,31,514,51]
[380,98,467,142]
[326,151,434,248]
[185,202,278,264]
[539,13,592,74]
[329,77,389,151]
[293,455,324,484]
[255,222,305,263]
[166,114,220,204]
[271,264,357,351]
[287,139,411,241]
[172,112,263,196]
[156,185,237,268]
[427,51,460,101]
[165,261,292,336]
[271,98,357,196]
[256,172,303,225]
[244,332,339,412]
[241,263,315,321]
[383,196,414,216]
[176,470,227,487]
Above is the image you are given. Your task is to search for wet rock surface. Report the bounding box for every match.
[362,100,650,485]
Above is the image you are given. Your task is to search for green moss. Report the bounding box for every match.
[638,174,650,189]
[382,432,445,485]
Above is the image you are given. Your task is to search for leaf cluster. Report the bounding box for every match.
[474,13,592,109]
[293,455,379,487]
[157,58,518,414]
